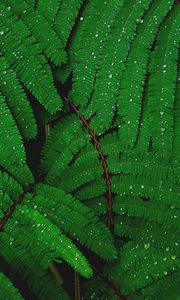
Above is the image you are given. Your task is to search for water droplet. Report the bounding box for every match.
[144,243,150,249]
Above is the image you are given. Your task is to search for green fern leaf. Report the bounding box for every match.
[34,184,117,261]
[172,57,180,183]
[0,94,25,167]
[147,6,180,158]
[0,57,37,139]
[118,0,174,148]
[70,0,123,107]
[87,0,153,134]
[0,2,62,113]
[0,233,70,300]
[0,272,23,300]
[4,0,67,65]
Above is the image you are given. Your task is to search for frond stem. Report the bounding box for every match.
[63,96,113,229]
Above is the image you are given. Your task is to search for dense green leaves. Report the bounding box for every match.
[0,272,23,300]
[0,0,179,299]
[0,94,25,168]
[146,6,180,158]
[0,5,61,113]
[0,170,116,298]
[118,0,174,148]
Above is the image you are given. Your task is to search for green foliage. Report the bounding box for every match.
[0,0,179,299]
[118,0,175,149]
[0,272,23,300]
[0,170,116,298]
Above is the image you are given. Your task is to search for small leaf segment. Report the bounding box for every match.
[0,183,34,231]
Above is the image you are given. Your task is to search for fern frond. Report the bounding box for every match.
[107,151,171,181]
[10,205,92,277]
[147,6,180,158]
[84,276,120,300]
[118,0,174,148]
[4,0,67,65]
[56,0,97,83]
[84,197,107,216]
[74,178,106,201]
[87,0,153,134]
[106,242,179,295]
[113,196,179,229]
[56,153,103,192]
[41,115,90,183]
[53,0,84,44]
[0,174,118,298]
[101,132,123,154]
[112,174,180,207]
[134,69,151,152]
[172,57,180,183]
[33,184,117,261]
[114,216,179,255]
[139,270,180,300]
[0,2,62,113]
[0,171,23,200]
[0,57,37,139]
[0,94,25,168]
[0,233,70,300]
[7,164,34,187]
[0,272,23,300]
[35,0,62,25]
[70,0,123,107]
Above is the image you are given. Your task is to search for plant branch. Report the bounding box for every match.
[63,96,113,229]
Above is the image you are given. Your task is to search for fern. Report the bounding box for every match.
[0,94,25,167]
[0,1,179,299]
[0,272,23,300]
[147,6,180,158]
[172,57,180,183]
[4,0,67,65]
[1,1,63,114]
[0,170,116,298]
[118,0,174,149]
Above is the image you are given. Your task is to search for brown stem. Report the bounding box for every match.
[65,97,113,229]
[74,271,81,300]
[45,123,51,137]
[49,262,63,285]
